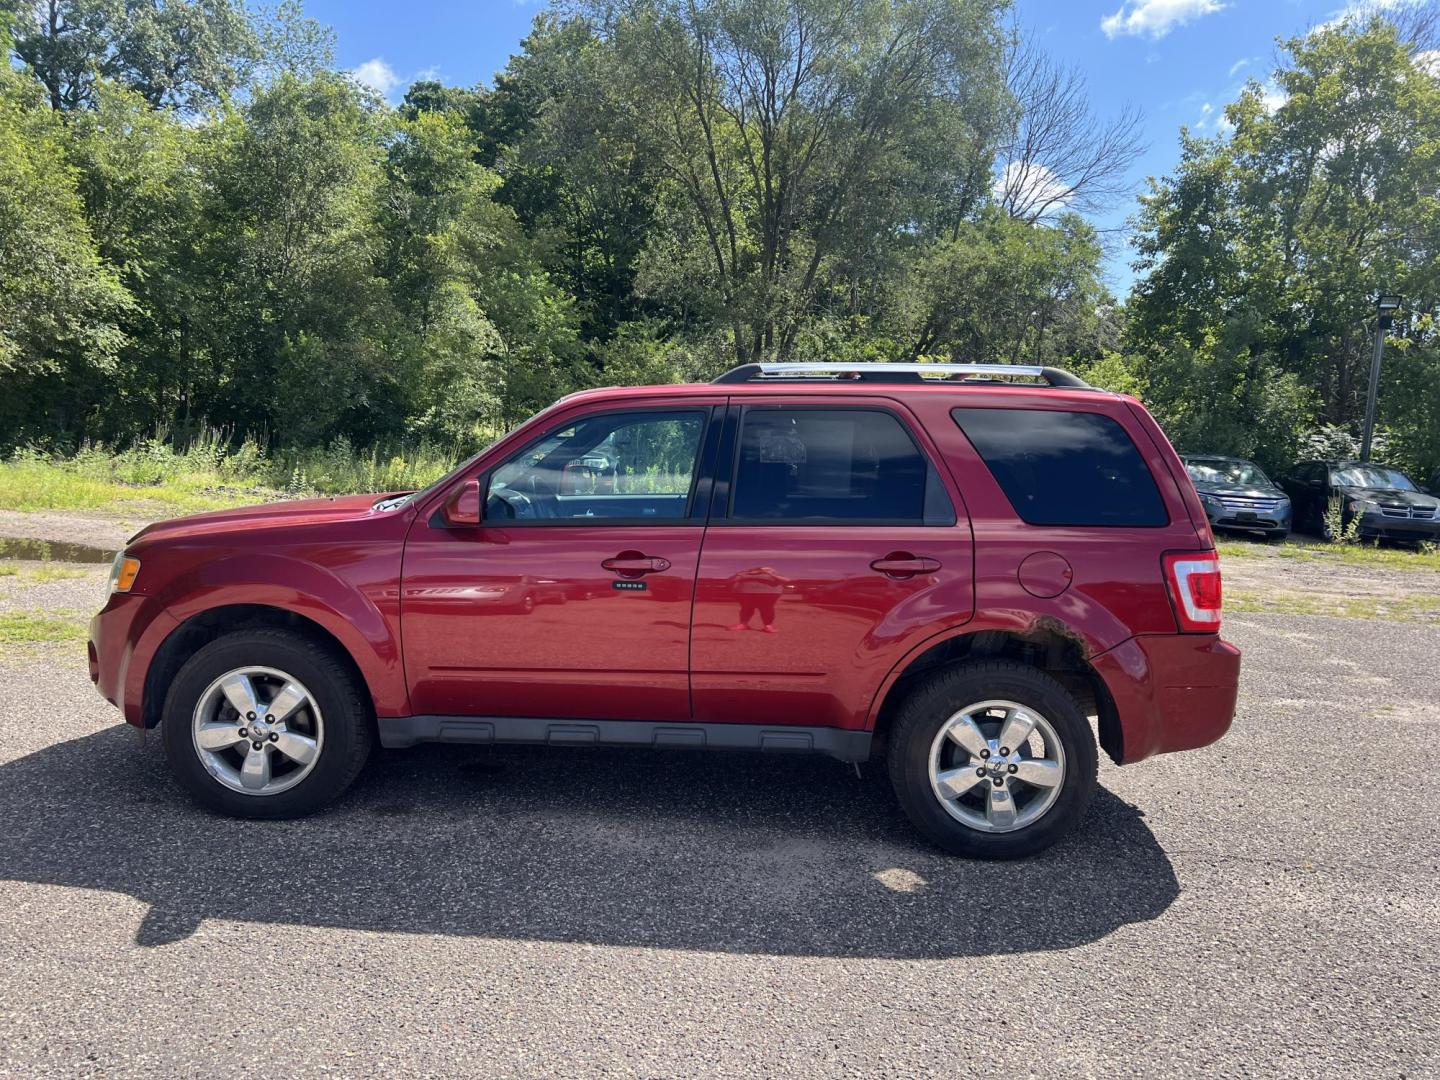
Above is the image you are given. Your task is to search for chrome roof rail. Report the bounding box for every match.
[712,362,1091,388]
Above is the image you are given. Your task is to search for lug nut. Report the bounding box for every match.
[999,746,1010,756]
[1008,764,1018,774]
[251,741,263,751]
[992,777,1005,787]
[976,767,986,777]
[980,749,991,759]
[237,728,248,738]
[247,712,256,721]
[268,732,279,742]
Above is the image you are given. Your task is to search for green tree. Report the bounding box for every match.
[0,53,131,440]
[1127,16,1440,473]
[584,0,1010,362]
[5,0,260,112]
[895,208,1110,365]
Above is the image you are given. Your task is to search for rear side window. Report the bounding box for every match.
[730,407,954,524]
[952,407,1167,527]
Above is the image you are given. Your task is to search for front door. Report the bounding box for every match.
[402,404,719,721]
[689,400,974,730]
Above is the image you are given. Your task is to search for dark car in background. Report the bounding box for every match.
[1281,460,1440,543]
[1180,455,1292,541]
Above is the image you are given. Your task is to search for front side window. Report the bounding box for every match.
[486,410,705,522]
[953,407,1167,527]
[729,407,954,524]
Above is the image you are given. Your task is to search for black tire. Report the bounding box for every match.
[161,628,373,819]
[1264,528,1290,543]
[887,660,1098,859]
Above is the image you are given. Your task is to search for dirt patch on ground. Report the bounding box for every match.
[1220,546,1440,623]
[0,509,146,552]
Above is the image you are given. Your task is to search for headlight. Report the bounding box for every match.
[1347,499,1375,514]
[107,552,141,595]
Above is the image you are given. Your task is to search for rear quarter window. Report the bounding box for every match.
[952,407,1168,527]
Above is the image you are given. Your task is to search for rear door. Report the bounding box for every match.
[689,397,974,730]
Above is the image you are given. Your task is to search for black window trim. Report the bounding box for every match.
[951,404,1171,530]
[450,405,720,529]
[713,402,959,528]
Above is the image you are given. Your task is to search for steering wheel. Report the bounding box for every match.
[487,488,534,520]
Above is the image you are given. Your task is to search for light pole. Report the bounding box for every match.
[1360,293,1402,462]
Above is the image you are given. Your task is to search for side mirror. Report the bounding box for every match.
[442,478,482,527]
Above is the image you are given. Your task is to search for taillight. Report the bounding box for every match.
[1163,551,1222,632]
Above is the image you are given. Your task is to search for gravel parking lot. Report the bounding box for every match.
[1,535,1437,1078]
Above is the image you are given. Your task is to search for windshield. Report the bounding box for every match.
[1332,466,1417,491]
[1184,458,1271,487]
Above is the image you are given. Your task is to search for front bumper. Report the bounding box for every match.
[1356,513,1440,543]
[1204,502,1291,534]
[1090,633,1241,765]
[89,592,176,727]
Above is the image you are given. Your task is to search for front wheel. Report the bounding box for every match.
[161,628,373,818]
[887,661,1098,859]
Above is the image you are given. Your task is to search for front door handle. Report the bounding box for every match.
[602,552,672,577]
[870,552,942,579]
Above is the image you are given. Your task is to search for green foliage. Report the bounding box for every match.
[6,1,1431,497]
[0,431,465,512]
[1322,496,1364,545]
[1127,16,1440,477]
[4,0,259,112]
[0,56,132,431]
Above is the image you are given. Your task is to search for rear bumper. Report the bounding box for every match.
[1090,633,1241,764]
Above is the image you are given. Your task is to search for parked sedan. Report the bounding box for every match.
[1281,460,1440,544]
[1180,455,1291,541]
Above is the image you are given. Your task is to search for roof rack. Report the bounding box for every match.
[712,362,1091,388]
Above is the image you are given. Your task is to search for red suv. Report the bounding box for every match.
[89,363,1240,858]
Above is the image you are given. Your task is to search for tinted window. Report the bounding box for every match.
[487,410,705,522]
[953,407,1167,527]
[730,408,953,524]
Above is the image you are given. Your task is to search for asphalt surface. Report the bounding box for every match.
[1,591,1438,1077]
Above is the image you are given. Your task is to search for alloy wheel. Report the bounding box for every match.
[927,699,1066,833]
[190,666,325,796]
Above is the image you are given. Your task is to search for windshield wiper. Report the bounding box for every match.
[372,494,414,512]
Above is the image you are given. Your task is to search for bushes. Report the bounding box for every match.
[0,432,468,512]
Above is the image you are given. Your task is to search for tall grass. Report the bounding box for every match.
[0,431,469,514]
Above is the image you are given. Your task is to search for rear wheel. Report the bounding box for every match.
[162,628,372,818]
[887,661,1097,858]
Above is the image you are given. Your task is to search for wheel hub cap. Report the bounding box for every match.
[191,666,324,797]
[927,700,1066,834]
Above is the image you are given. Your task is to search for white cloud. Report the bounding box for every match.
[1228,56,1255,77]
[1259,79,1287,113]
[350,58,402,97]
[993,161,1071,218]
[1194,101,1216,128]
[1417,49,1440,76]
[1101,0,1225,40]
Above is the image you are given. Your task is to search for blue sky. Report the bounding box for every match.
[309,0,1381,293]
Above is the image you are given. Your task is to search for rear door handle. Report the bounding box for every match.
[602,552,672,577]
[870,552,942,578]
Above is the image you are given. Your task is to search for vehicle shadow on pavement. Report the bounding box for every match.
[0,725,1179,957]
